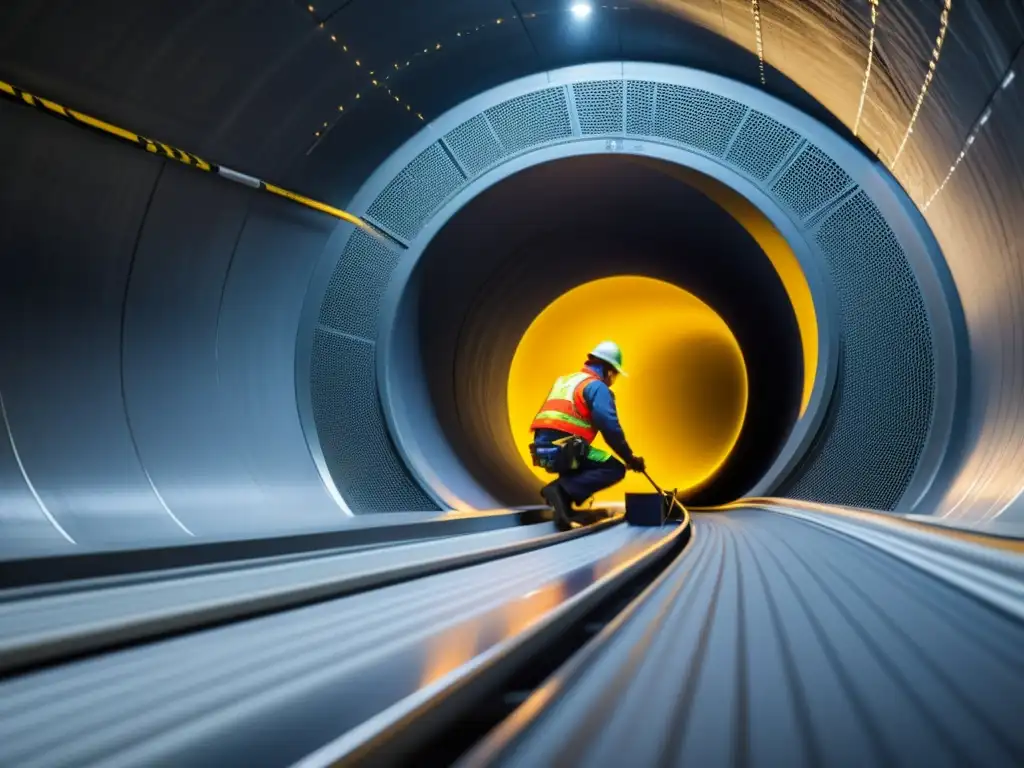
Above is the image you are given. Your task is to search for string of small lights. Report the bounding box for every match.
[302,1,424,153]
[302,3,630,149]
[922,49,1020,211]
[890,0,952,169]
[750,0,766,85]
[853,0,880,136]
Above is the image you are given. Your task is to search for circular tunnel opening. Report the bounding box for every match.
[390,153,810,508]
[508,276,749,501]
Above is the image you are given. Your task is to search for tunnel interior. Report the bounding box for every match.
[0,3,1023,765]
[311,62,958,518]
[0,0,1021,558]
[406,154,804,507]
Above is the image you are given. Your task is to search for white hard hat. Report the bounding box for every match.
[589,340,627,376]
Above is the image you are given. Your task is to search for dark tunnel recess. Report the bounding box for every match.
[395,154,806,507]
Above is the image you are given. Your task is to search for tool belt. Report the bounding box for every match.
[529,436,589,474]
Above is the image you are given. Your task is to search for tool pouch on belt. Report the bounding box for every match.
[530,436,589,474]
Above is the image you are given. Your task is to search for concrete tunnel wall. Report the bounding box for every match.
[0,1,1022,559]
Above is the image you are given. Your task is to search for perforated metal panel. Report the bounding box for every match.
[365,143,466,241]
[311,75,943,515]
[785,191,934,510]
[318,230,400,340]
[771,144,852,220]
[626,81,656,136]
[726,111,801,181]
[652,85,747,156]
[572,80,624,135]
[485,87,573,154]
[443,115,506,177]
[311,328,439,513]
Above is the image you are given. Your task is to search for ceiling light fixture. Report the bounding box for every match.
[570,2,593,19]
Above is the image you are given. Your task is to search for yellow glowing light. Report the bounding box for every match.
[508,277,748,502]
[622,158,817,415]
[891,0,952,168]
[419,627,479,687]
[853,0,880,136]
[750,0,766,85]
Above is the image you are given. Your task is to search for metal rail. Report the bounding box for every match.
[459,509,1024,766]
[0,522,666,768]
[714,497,1024,553]
[0,516,618,677]
[295,519,691,767]
[0,507,553,591]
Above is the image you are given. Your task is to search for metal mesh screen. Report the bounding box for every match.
[572,80,624,135]
[771,144,852,220]
[365,142,465,241]
[785,191,935,510]
[652,85,747,156]
[311,328,440,513]
[318,230,400,340]
[309,77,942,516]
[726,111,801,181]
[626,80,656,136]
[485,87,573,154]
[443,114,506,177]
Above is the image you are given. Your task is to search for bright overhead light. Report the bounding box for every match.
[570,2,593,19]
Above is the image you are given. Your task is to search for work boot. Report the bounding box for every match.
[541,482,574,532]
[570,506,610,526]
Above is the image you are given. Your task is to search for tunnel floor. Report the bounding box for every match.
[0,504,1020,767]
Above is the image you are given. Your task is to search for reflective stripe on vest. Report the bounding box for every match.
[530,370,599,442]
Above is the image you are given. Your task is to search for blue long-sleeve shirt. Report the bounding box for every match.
[535,364,635,462]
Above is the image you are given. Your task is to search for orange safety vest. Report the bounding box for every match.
[530,369,600,442]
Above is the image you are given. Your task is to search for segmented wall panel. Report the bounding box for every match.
[312,77,937,512]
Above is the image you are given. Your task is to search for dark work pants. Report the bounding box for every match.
[557,457,627,504]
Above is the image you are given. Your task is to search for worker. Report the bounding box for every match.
[529,341,645,530]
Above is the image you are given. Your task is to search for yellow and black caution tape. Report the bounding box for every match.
[0,77,374,234]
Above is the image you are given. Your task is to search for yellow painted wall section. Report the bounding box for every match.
[508,276,748,502]
[626,158,818,415]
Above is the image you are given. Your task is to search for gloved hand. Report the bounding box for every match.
[626,455,646,473]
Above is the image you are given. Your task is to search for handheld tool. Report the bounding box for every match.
[642,471,690,527]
